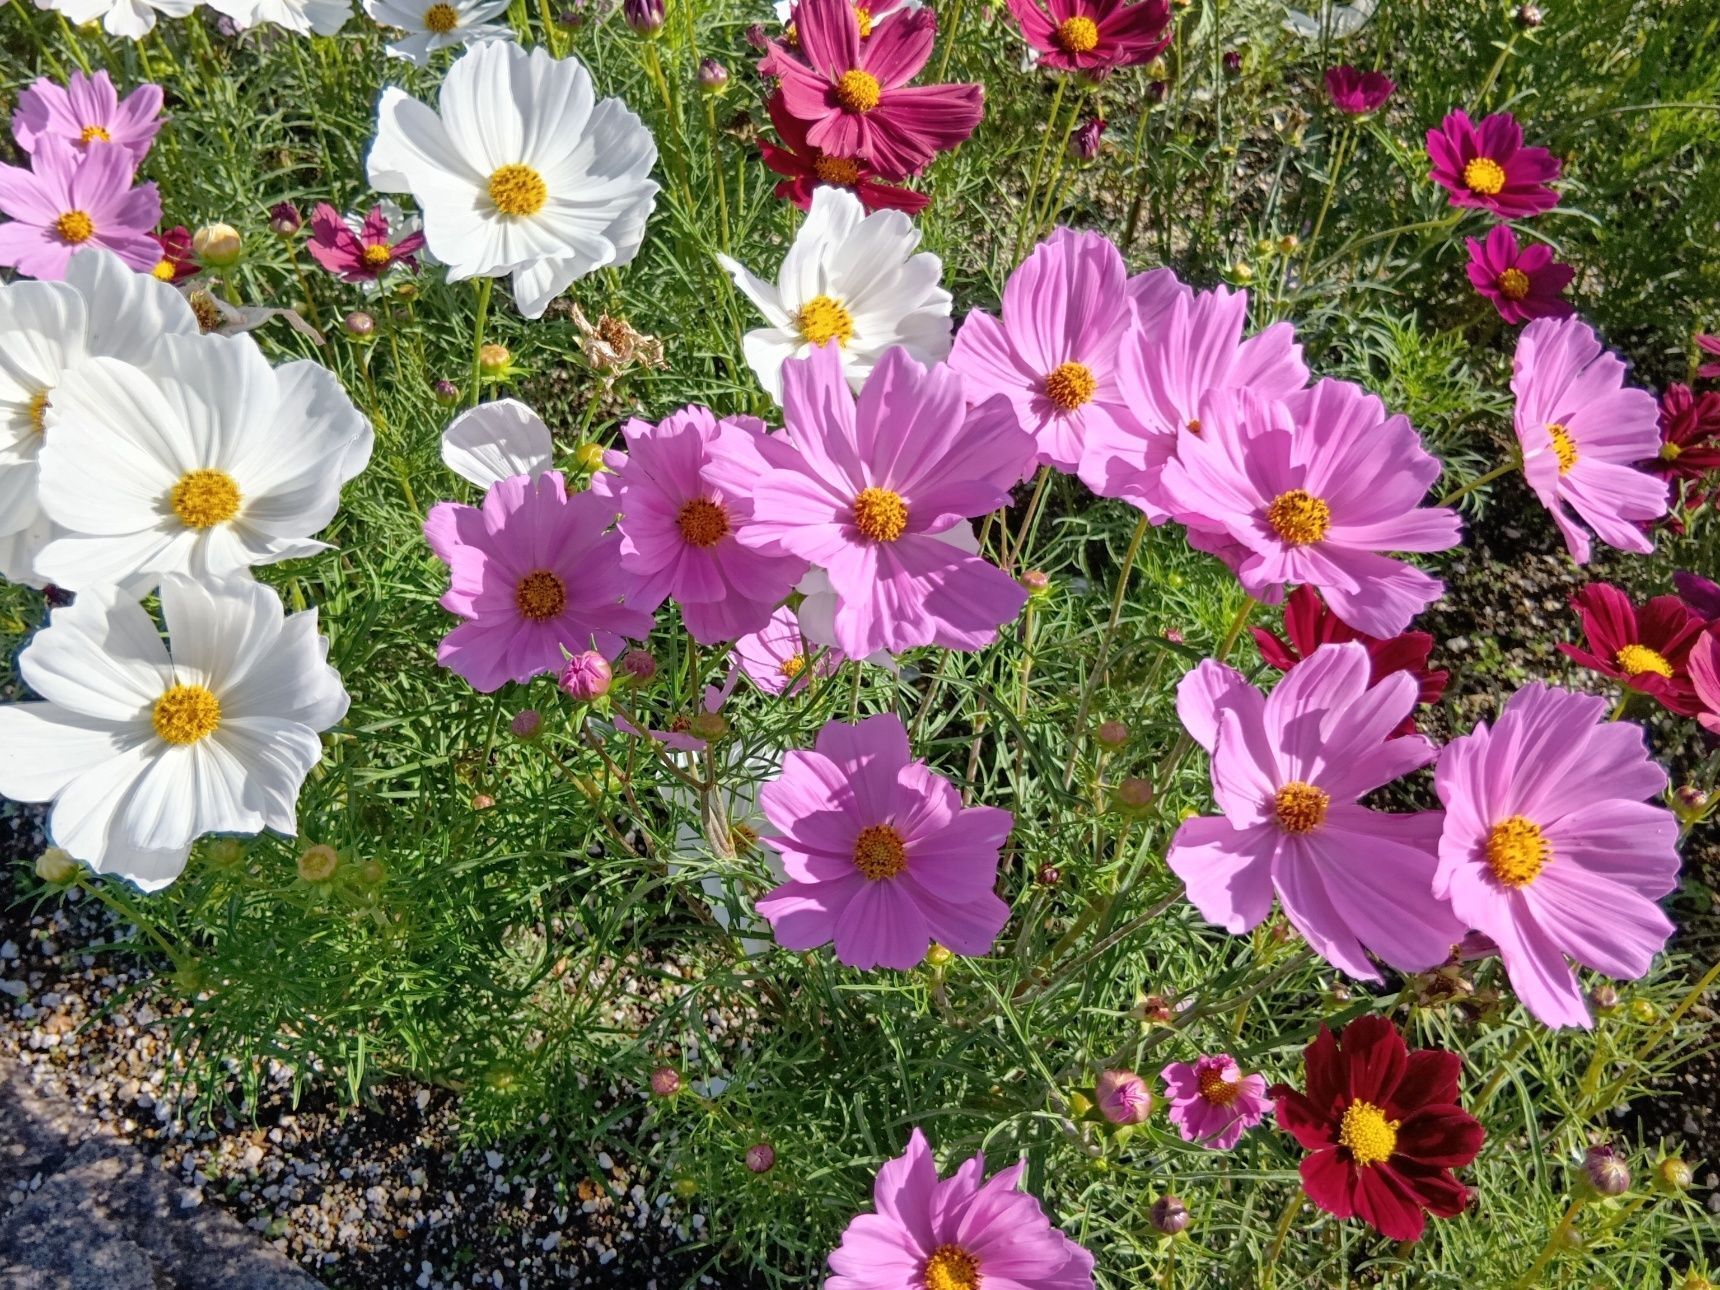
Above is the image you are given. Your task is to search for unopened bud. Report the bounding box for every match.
[925,943,954,967]
[1036,864,1061,887]
[1588,983,1620,1014]
[268,201,302,235]
[1583,1145,1630,1196]
[34,847,79,884]
[620,649,657,681]
[1222,49,1242,74]
[511,709,543,741]
[624,0,664,33]
[650,1066,681,1097]
[559,651,613,701]
[432,378,460,406]
[478,343,512,377]
[1514,3,1542,27]
[344,310,375,338]
[575,442,607,473]
[1095,1069,1152,1126]
[688,711,729,741]
[745,1142,775,1174]
[203,838,246,870]
[296,843,340,883]
[698,58,729,92]
[1150,1195,1190,1235]
[472,792,496,810]
[1276,233,1300,254]
[1095,720,1129,749]
[1230,260,1255,284]
[1067,116,1105,161]
[1020,569,1051,595]
[192,221,243,267]
[1656,1157,1693,1192]
[744,21,768,50]
[1116,777,1153,812]
[673,1175,698,1199]
[355,859,386,887]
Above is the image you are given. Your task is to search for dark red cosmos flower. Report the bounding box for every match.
[1251,584,1448,734]
[1556,581,1706,717]
[1005,0,1173,76]
[306,202,426,283]
[1646,383,1720,484]
[1271,1016,1483,1243]
[148,225,201,282]
[757,92,929,215]
[1324,65,1395,115]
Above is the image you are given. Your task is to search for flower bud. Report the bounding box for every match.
[1095,719,1129,749]
[432,378,460,406]
[1230,260,1255,284]
[1588,983,1620,1014]
[745,1142,776,1174]
[1133,994,1172,1023]
[624,0,664,33]
[745,21,768,49]
[1222,49,1242,75]
[511,709,543,741]
[1656,1156,1693,1192]
[1514,3,1542,27]
[1095,1069,1152,1125]
[1150,1195,1190,1235]
[268,201,302,235]
[698,58,730,93]
[1067,116,1105,160]
[650,1066,681,1097]
[1146,81,1167,104]
[344,310,375,339]
[1116,777,1153,812]
[1254,237,1277,259]
[355,859,387,887]
[559,651,613,701]
[1276,233,1300,255]
[478,343,512,378]
[472,792,496,810]
[192,222,243,267]
[1583,1144,1630,1196]
[620,649,658,681]
[673,1175,698,1199]
[574,442,607,473]
[296,843,340,883]
[1036,864,1061,887]
[1629,998,1658,1023]
[925,943,954,968]
[203,838,246,870]
[34,847,79,885]
[1145,56,1168,80]
[688,711,729,741]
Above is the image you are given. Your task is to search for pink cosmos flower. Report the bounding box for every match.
[1690,632,1720,736]
[1005,0,1172,75]
[424,471,655,693]
[827,1128,1095,1290]
[732,604,841,695]
[739,342,1033,659]
[1077,285,1307,519]
[1323,65,1394,115]
[1160,381,1461,638]
[758,92,930,215]
[306,202,427,282]
[13,71,162,164]
[1426,109,1561,218]
[1094,1069,1152,1125]
[1675,570,1720,622]
[1511,315,1667,564]
[0,135,160,280]
[1465,224,1574,325]
[753,714,1012,970]
[1699,333,1720,380]
[589,405,806,645]
[1160,1054,1272,1150]
[1169,643,1466,981]
[760,0,983,180]
[1432,683,1681,1029]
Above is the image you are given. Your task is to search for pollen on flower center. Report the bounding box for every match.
[1054,15,1100,53]
[779,653,808,679]
[796,294,855,347]
[1546,422,1577,474]
[921,1244,981,1290]
[812,154,863,186]
[514,569,567,621]
[80,124,112,143]
[1485,815,1549,888]
[1338,1099,1399,1168]
[1616,643,1673,678]
[1186,417,1202,434]
[834,69,882,113]
[187,290,224,333]
[1660,441,1682,461]
[1273,780,1329,834]
[677,496,731,548]
[1265,489,1331,546]
[851,486,908,542]
[1197,1065,1242,1107]
[55,210,95,244]
[361,243,393,270]
[422,1,458,31]
[152,684,222,745]
[851,4,873,36]
[1495,267,1531,300]
[170,469,242,529]
[853,823,907,880]
[27,389,50,436]
[1043,360,1097,412]
[1463,156,1506,196]
[152,259,176,281]
[488,163,548,217]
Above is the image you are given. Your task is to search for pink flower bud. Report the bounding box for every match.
[1583,1144,1630,1196]
[1095,720,1129,748]
[1150,1195,1189,1234]
[559,651,612,701]
[745,1143,775,1173]
[620,649,657,681]
[511,709,542,741]
[649,1066,680,1098]
[1095,1068,1152,1125]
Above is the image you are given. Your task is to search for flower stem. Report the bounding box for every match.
[1013,76,1068,266]
[1512,1197,1585,1290]
[1261,1191,1304,1285]
[1436,457,1519,508]
[1062,511,1149,792]
[701,96,732,254]
[1300,124,1353,274]
[934,0,967,82]
[468,276,493,409]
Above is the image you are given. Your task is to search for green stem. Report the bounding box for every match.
[1013,76,1068,265]
[934,0,966,82]
[1261,1191,1304,1287]
[1061,512,1149,792]
[468,276,493,409]
[1512,1197,1584,1290]
[1471,30,1522,114]
[1300,124,1353,274]
[1436,457,1518,508]
[1119,99,1156,253]
[701,96,732,254]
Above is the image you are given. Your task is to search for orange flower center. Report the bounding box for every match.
[779,654,808,679]
[1462,156,1506,196]
[1484,815,1548,888]
[361,243,393,270]
[1273,780,1329,834]
[922,1244,981,1290]
[152,684,223,745]
[852,3,873,36]
[1338,1099,1398,1167]
[834,69,882,113]
[55,210,95,244]
[851,486,908,542]
[27,389,49,436]
[1043,361,1097,412]
[1265,489,1331,546]
[488,163,548,217]
[1197,1064,1242,1107]
[170,469,241,528]
[1496,267,1531,300]
[796,294,854,347]
[80,124,112,143]
[812,154,863,186]
[423,1,458,31]
[852,823,907,880]
[1054,15,1100,53]
[514,569,567,621]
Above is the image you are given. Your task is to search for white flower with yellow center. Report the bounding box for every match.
[718,186,951,403]
[0,576,350,891]
[33,331,373,596]
[366,41,660,320]
[363,0,512,65]
[206,0,353,35]
[40,0,197,39]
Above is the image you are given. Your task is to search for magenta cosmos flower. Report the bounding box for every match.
[424,472,655,693]
[1691,633,1720,737]
[753,714,1012,970]
[13,71,162,164]
[1169,643,1465,980]
[1511,316,1667,564]
[1324,65,1394,115]
[758,92,929,215]
[1426,109,1560,218]
[732,604,841,695]
[1079,284,1307,519]
[1005,0,1172,75]
[1466,224,1573,325]
[306,202,426,282]
[1433,683,1681,1029]
[590,405,806,645]
[0,135,159,280]
[760,0,983,180]
[1556,581,1707,718]
[827,1128,1095,1290]
[1161,1054,1272,1150]
[740,342,1033,659]
[1161,381,1460,638]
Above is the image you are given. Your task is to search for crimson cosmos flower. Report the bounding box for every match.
[1699,333,1720,380]
[306,202,426,283]
[1647,383,1720,484]
[1324,64,1394,115]
[1465,224,1573,325]
[757,92,929,214]
[148,224,201,282]
[1271,1016,1483,1242]
[1426,109,1560,218]
[1005,0,1173,76]
[1556,581,1707,717]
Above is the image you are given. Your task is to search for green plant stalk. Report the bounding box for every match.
[1300,124,1354,276]
[468,276,493,410]
[1013,76,1069,266]
[1437,456,1519,507]
[1512,1197,1585,1290]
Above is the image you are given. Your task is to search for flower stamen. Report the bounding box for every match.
[514,569,567,621]
[853,823,907,880]
[812,154,863,186]
[1615,643,1673,678]
[1197,1064,1242,1107]
[152,684,222,745]
[676,497,731,548]
[80,124,112,144]
[1338,1099,1399,1167]
[27,389,50,436]
[1495,267,1531,300]
[423,1,458,31]
[1273,781,1329,834]
[1462,156,1506,196]
[1054,15,1100,53]
[361,244,393,270]
[851,486,908,542]
[1546,422,1577,474]
[796,294,854,348]
[488,163,548,217]
[834,69,882,113]
[1484,815,1549,888]
[1043,361,1097,412]
[170,469,241,529]
[1265,489,1331,546]
[54,210,95,244]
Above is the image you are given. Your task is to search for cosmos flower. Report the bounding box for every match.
[1647,383,1720,484]
[773,0,921,34]
[1465,224,1574,325]
[306,202,427,282]
[1005,0,1173,75]
[1323,64,1394,114]
[149,225,200,281]
[719,186,951,402]
[754,714,1013,970]
[1690,632,1720,737]
[439,398,553,489]
[0,576,349,891]
[827,1128,1095,1290]
[732,604,842,696]
[1271,1016,1483,1242]
[38,0,196,38]
[362,0,512,64]
[206,0,353,34]
[758,92,930,215]
[1282,0,1376,40]
[1556,582,1706,717]
[367,41,659,319]
[1426,109,1560,218]
[1433,683,1681,1029]
[1160,1054,1272,1150]
[1674,570,1720,622]
[0,135,160,280]
[1510,315,1666,564]
[12,70,162,164]
[1699,333,1720,380]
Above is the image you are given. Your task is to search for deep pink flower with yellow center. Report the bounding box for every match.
[149,225,201,282]
[1465,224,1574,325]
[1161,1054,1271,1151]
[1647,383,1720,484]
[1323,65,1394,115]
[1699,333,1720,380]
[13,70,163,164]
[1005,0,1172,75]
[1426,109,1560,218]
[758,92,930,215]
[0,135,160,281]
[1433,683,1681,1029]
[306,202,426,283]
[1555,582,1706,718]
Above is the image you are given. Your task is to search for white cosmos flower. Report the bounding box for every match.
[0,249,200,588]
[1282,0,1377,39]
[367,41,660,320]
[440,398,553,489]
[34,331,373,596]
[363,0,512,65]
[36,0,197,39]
[206,0,353,34]
[718,186,952,403]
[0,576,349,891]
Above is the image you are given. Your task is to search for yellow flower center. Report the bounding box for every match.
[1043,360,1097,412]
[1197,1064,1242,1107]
[851,486,908,542]
[27,389,50,436]
[1660,441,1682,462]
[361,243,393,270]
[1338,1099,1399,1168]
[170,469,241,529]
[1054,15,1100,53]
[1496,267,1531,300]
[55,210,95,244]
[812,154,863,186]
[834,69,882,113]
[852,823,907,880]
[488,163,548,217]
[152,684,222,745]
[152,258,176,281]
[1485,815,1549,888]
[1273,780,1329,834]
[676,496,730,548]
[1462,156,1506,196]
[922,1244,981,1290]
[297,843,340,882]
[1546,422,1577,474]
[80,124,112,143]
[779,653,808,679]
[796,294,854,347]
[1265,489,1331,546]
[1616,643,1673,678]
[514,569,567,621]
[423,1,458,31]
[852,3,873,36]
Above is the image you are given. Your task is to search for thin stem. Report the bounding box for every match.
[1512,1197,1584,1290]
[934,0,967,81]
[1300,124,1353,272]
[1436,457,1518,508]
[468,277,493,409]
[1062,513,1150,792]
[1471,30,1522,114]
[1119,100,1156,253]
[1007,465,1053,572]
[1013,77,1068,265]
[700,96,732,254]
[1261,1191,1304,1286]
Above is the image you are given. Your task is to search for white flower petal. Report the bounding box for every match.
[441,398,554,488]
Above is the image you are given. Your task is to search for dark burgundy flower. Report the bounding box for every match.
[1698,333,1720,380]
[1646,383,1720,483]
[1324,65,1394,115]
[1271,1015,1484,1242]
[1464,224,1573,325]
[1674,570,1720,622]
[306,202,426,283]
[1556,581,1706,716]
[149,225,201,282]
[757,92,929,214]
[1006,0,1172,75]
